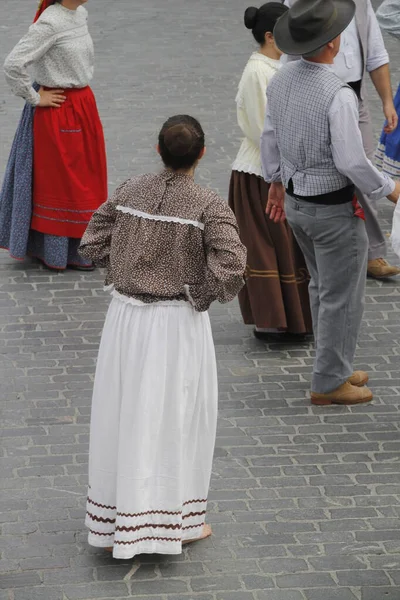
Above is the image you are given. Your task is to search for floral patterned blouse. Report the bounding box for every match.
[79,170,246,312]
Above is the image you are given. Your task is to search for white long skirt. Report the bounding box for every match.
[85,291,218,560]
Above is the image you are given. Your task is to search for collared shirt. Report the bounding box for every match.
[261,60,395,201]
[283,0,389,80]
[376,0,400,39]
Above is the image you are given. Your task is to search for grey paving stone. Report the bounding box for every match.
[62,582,130,599]
[0,573,41,589]
[256,592,305,600]
[258,558,309,574]
[276,573,337,588]
[336,570,391,587]
[190,576,242,593]
[167,596,213,600]
[304,591,358,600]
[13,588,63,600]
[361,589,400,600]
[214,594,255,600]
[309,556,367,571]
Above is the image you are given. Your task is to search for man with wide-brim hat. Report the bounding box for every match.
[260,0,400,406]
[283,0,399,281]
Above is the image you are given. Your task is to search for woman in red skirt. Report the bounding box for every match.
[0,0,107,270]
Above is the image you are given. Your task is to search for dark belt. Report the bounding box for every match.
[347,80,362,100]
[286,182,355,205]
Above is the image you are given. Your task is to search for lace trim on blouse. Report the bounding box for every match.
[116,206,205,231]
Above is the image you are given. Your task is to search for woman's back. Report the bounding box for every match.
[80,116,246,312]
[233,52,281,176]
[106,170,243,309]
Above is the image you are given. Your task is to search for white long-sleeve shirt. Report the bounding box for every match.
[232,53,281,177]
[283,0,389,80]
[4,3,94,106]
[261,61,395,201]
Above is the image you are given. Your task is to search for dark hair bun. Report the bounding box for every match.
[158,115,205,171]
[244,6,258,29]
[163,124,196,157]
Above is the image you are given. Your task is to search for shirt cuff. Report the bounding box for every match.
[27,88,41,106]
[367,177,395,201]
[270,172,282,184]
[366,53,389,73]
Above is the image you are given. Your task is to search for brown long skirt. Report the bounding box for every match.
[229,170,312,333]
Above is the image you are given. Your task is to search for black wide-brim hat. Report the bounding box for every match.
[274,0,356,56]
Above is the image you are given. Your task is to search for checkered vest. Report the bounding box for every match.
[267,60,352,196]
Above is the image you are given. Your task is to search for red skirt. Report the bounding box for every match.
[31,86,107,238]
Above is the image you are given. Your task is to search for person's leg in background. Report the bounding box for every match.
[356,97,400,278]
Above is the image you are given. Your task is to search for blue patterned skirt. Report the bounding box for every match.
[0,97,92,270]
[376,83,400,180]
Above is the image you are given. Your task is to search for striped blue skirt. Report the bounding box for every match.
[0,96,92,270]
[376,83,400,180]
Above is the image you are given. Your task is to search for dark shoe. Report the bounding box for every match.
[254,329,310,342]
[68,264,95,272]
[311,382,373,406]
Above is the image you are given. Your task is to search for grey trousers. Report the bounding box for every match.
[285,195,369,394]
[356,98,387,260]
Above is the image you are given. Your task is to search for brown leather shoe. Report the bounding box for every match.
[311,382,373,406]
[348,371,369,387]
[367,258,400,279]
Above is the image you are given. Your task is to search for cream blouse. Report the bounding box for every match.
[232,52,281,177]
[4,3,94,106]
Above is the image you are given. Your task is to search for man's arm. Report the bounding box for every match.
[260,102,286,223]
[330,87,399,202]
[260,102,281,184]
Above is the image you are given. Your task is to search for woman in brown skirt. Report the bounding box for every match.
[229,3,312,341]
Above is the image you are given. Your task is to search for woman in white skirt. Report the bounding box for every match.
[79,115,247,560]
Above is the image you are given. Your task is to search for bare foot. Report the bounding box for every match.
[105,547,113,553]
[182,524,212,545]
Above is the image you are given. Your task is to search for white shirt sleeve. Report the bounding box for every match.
[237,69,268,147]
[4,18,57,105]
[366,0,389,72]
[260,99,281,183]
[376,0,400,39]
[330,87,395,200]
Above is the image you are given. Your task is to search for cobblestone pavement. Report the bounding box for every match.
[1,1,400,599]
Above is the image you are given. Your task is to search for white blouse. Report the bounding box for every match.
[232,53,281,178]
[4,3,94,106]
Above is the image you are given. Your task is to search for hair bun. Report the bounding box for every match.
[244,6,258,29]
[163,124,196,157]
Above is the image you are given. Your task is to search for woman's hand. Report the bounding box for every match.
[383,100,399,134]
[38,87,66,108]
